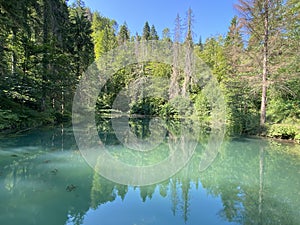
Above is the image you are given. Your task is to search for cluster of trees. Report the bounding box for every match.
[93,0,300,139]
[214,0,300,137]
[0,0,299,140]
[0,0,93,129]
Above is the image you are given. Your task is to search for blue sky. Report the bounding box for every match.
[79,0,239,42]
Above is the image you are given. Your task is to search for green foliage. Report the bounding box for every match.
[118,22,130,44]
[130,97,166,116]
[162,28,171,42]
[159,102,177,118]
[0,101,55,131]
[0,0,299,144]
[196,36,229,82]
[267,98,300,123]
[0,110,20,130]
[91,12,116,59]
[194,92,210,123]
[267,124,300,140]
[0,0,94,131]
[142,21,151,41]
[150,25,159,40]
[169,96,193,117]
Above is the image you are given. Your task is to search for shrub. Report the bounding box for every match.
[267,124,298,140]
[295,133,300,144]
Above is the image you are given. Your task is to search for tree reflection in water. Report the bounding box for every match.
[0,119,300,225]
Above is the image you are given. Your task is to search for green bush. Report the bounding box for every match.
[194,92,210,122]
[130,97,166,116]
[295,133,300,144]
[267,98,300,123]
[0,109,20,130]
[267,124,299,140]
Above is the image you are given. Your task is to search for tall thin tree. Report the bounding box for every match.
[182,7,194,97]
[169,14,182,99]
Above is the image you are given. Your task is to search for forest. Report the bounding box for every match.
[0,0,299,142]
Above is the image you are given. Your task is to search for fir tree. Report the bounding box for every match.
[150,25,159,40]
[142,21,150,41]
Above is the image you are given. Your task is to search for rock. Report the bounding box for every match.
[66,184,77,192]
[50,168,58,175]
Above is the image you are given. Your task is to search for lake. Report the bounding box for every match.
[0,118,300,225]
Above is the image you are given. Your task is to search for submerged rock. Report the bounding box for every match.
[50,168,58,175]
[66,184,77,192]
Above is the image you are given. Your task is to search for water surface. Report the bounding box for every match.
[0,122,299,225]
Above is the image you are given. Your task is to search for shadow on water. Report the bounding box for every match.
[0,118,299,225]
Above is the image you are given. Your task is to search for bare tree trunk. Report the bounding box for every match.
[169,14,181,100]
[182,46,192,97]
[182,8,193,98]
[169,42,180,99]
[260,0,269,126]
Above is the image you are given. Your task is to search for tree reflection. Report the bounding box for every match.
[0,124,300,225]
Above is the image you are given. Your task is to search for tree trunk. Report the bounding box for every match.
[169,42,180,99]
[260,0,269,126]
[182,8,193,98]
[182,46,192,97]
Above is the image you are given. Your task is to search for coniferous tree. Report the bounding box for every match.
[150,25,159,40]
[169,14,182,100]
[142,21,150,41]
[224,16,244,76]
[0,0,87,128]
[182,7,194,97]
[69,1,94,76]
[118,22,130,44]
[197,36,204,51]
[91,11,117,59]
[236,0,284,126]
[223,16,254,134]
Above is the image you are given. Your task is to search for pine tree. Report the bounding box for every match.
[150,25,159,40]
[118,22,130,44]
[236,0,285,126]
[224,16,244,75]
[142,21,150,41]
[68,0,94,118]
[197,36,204,51]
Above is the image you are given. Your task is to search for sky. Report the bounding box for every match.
[78,0,239,42]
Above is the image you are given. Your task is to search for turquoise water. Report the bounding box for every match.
[0,123,300,225]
